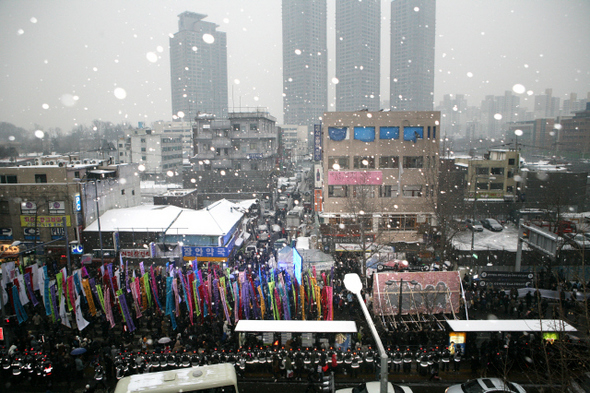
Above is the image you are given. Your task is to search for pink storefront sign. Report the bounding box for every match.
[328,170,383,185]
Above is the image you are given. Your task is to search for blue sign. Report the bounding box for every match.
[183,246,230,258]
[293,247,302,285]
[313,124,322,161]
[74,194,81,212]
[246,153,263,160]
[71,244,84,255]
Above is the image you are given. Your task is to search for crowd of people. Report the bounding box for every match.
[1,213,588,391]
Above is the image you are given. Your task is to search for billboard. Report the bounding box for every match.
[372,271,462,315]
[328,171,383,185]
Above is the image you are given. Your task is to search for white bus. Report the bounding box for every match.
[114,363,238,393]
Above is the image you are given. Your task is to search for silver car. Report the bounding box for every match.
[445,378,526,393]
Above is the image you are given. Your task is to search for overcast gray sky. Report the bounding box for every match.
[1,0,589,132]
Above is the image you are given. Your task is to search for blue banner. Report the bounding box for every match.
[314,124,322,161]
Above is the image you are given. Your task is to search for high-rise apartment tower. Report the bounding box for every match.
[390,0,436,111]
[282,0,328,128]
[170,12,228,121]
[335,0,381,111]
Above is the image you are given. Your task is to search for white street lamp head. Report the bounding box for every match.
[344,273,363,294]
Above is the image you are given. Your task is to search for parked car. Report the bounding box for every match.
[465,218,484,232]
[376,259,409,272]
[337,381,412,393]
[481,218,503,232]
[445,378,526,393]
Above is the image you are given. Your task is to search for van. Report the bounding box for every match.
[245,242,257,256]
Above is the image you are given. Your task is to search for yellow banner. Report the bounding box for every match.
[20,215,71,227]
[183,256,227,262]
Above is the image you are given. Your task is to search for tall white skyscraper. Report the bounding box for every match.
[335,0,381,112]
[282,0,328,128]
[170,12,228,121]
[390,0,436,111]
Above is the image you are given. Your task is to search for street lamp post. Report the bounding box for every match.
[93,180,104,265]
[0,240,21,346]
[344,273,388,393]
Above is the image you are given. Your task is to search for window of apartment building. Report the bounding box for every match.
[506,186,514,193]
[353,185,375,198]
[328,156,349,170]
[142,156,147,161]
[379,214,418,230]
[250,123,258,131]
[353,156,375,169]
[328,185,348,198]
[379,185,399,197]
[141,147,146,152]
[232,142,240,150]
[353,126,375,142]
[249,142,257,150]
[132,190,135,196]
[251,162,258,171]
[34,174,47,183]
[402,156,423,169]
[120,152,124,156]
[0,201,9,214]
[403,126,424,141]
[490,182,504,190]
[234,162,242,171]
[402,185,423,197]
[0,175,17,183]
[379,156,398,168]
[476,167,488,175]
[121,189,126,195]
[232,124,240,131]
[476,182,489,190]
[491,167,504,175]
[379,126,399,140]
[508,158,516,165]
[140,138,146,143]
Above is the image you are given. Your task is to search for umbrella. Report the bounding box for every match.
[158,337,172,344]
[71,347,87,356]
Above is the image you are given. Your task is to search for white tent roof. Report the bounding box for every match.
[235,320,357,333]
[84,199,256,236]
[447,319,576,332]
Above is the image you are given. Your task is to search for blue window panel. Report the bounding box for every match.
[433,126,436,139]
[379,126,399,140]
[354,126,375,142]
[403,127,424,142]
[329,127,347,141]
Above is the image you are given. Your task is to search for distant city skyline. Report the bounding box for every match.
[0,0,589,132]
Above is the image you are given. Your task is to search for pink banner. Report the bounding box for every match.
[372,271,462,316]
[328,170,383,185]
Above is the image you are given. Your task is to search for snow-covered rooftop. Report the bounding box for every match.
[83,199,256,236]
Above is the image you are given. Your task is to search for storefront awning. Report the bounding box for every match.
[235,320,357,333]
[447,319,576,332]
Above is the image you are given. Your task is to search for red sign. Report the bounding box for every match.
[314,189,323,212]
[372,271,462,315]
[120,249,151,259]
[0,327,4,341]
